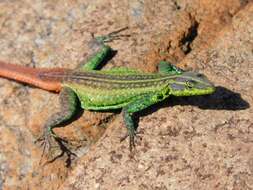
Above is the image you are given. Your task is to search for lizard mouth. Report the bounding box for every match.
[170,83,215,96]
[199,86,216,95]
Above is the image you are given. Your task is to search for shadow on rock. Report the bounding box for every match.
[138,86,249,118]
[173,86,250,111]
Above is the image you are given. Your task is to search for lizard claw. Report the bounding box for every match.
[35,131,76,166]
[45,136,77,167]
[35,131,57,161]
[120,131,142,152]
[92,27,130,43]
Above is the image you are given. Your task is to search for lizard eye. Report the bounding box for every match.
[186,81,194,89]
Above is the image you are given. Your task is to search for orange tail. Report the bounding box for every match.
[0,61,66,92]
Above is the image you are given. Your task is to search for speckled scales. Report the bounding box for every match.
[63,76,168,110]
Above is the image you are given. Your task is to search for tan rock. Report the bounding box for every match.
[0,0,252,189]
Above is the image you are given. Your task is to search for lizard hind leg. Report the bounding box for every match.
[93,26,129,44]
[36,87,79,164]
[76,27,130,71]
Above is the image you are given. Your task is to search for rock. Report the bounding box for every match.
[0,0,252,189]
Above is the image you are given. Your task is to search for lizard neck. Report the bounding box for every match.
[0,61,66,92]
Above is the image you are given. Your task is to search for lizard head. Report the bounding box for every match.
[168,71,215,96]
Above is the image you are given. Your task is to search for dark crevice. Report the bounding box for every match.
[180,17,199,55]
[239,0,250,7]
[172,0,181,10]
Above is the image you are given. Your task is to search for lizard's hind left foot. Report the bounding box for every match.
[46,136,77,167]
[92,26,130,44]
[35,132,76,166]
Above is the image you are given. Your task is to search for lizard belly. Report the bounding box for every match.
[65,84,158,110]
[79,92,133,110]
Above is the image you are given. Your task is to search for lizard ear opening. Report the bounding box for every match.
[158,61,184,74]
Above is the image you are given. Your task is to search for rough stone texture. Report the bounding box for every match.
[0,0,252,190]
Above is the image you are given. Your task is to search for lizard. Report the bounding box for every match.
[0,29,215,158]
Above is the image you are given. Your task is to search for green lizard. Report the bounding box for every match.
[0,29,215,156]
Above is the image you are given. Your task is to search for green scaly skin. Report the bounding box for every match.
[38,30,215,155]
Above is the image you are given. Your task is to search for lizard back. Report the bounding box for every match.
[39,69,173,109]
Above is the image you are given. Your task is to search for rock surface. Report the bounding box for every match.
[0,0,252,189]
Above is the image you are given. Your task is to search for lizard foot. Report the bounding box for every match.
[46,136,77,167]
[92,26,130,43]
[35,131,76,167]
[120,131,142,152]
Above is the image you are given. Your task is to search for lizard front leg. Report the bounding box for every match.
[158,61,184,74]
[37,87,79,159]
[122,93,168,151]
